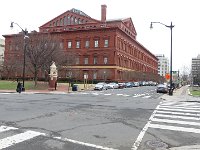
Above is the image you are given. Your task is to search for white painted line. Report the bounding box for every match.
[0,130,45,149]
[0,126,18,133]
[116,94,123,96]
[154,114,200,120]
[104,94,112,96]
[142,96,151,99]
[149,123,200,134]
[133,95,140,98]
[159,105,200,110]
[157,107,200,113]
[81,93,89,95]
[152,118,200,127]
[156,110,200,117]
[92,93,99,95]
[131,102,162,150]
[122,94,130,97]
[63,138,118,150]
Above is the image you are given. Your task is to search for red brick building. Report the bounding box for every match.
[3,5,158,82]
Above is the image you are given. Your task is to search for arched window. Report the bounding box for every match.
[71,16,74,25]
[60,18,63,26]
[74,17,78,24]
[67,16,70,25]
[64,16,67,25]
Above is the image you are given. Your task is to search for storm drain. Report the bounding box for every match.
[146,140,168,149]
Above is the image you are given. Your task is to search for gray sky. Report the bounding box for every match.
[1,0,199,73]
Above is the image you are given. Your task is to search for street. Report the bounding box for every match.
[0,86,200,150]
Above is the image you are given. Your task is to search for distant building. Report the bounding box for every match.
[191,54,200,85]
[156,54,169,77]
[3,5,158,82]
[0,39,5,76]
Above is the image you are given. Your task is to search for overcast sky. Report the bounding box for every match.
[1,0,199,73]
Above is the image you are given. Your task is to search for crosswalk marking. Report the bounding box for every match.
[157,107,200,113]
[0,130,45,149]
[148,101,200,134]
[154,113,200,120]
[156,110,200,117]
[149,123,200,134]
[0,126,18,133]
[151,118,200,126]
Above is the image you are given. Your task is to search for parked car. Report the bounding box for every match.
[107,82,119,89]
[94,82,108,90]
[132,82,139,87]
[118,82,126,89]
[125,82,133,88]
[157,84,168,93]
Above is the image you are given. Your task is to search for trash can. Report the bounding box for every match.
[72,85,78,91]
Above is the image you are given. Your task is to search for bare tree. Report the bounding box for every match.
[25,33,63,86]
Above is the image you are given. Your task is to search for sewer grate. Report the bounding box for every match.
[146,140,168,149]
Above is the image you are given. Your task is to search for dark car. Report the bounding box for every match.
[157,84,168,93]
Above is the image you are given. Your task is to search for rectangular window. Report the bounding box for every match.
[75,57,79,64]
[84,57,88,64]
[85,40,89,48]
[94,57,97,64]
[60,42,64,49]
[93,72,97,79]
[76,41,80,48]
[104,57,108,64]
[104,39,108,47]
[94,40,99,48]
[68,41,72,48]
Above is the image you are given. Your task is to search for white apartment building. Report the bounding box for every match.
[192,54,200,85]
[0,39,5,74]
[156,54,169,77]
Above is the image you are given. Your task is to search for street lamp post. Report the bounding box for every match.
[150,22,175,95]
[10,22,28,91]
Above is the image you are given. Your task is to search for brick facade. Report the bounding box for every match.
[3,5,158,82]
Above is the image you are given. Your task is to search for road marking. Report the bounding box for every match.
[92,93,99,95]
[131,102,162,150]
[0,130,45,149]
[62,137,118,150]
[0,126,18,133]
[154,114,200,120]
[156,110,200,117]
[133,95,140,97]
[159,105,200,110]
[116,94,123,96]
[122,94,130,97]
[157,107,200,113]
[151,118,200,126]
[142,96,151,98]
[104,93,112,96]
[149,123,200,134]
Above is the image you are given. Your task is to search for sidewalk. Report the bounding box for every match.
[0,83,95,94]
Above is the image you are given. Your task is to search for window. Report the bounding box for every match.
[60,42,63,49]
[85,40,89,48]
[94,40,99,48]
[75,57,79,64]
[104,57,108,64]
[64,16,67,25]
[67,16,70,25]
[68,41,72,48]
[84,57,88,64]
[93,72,97,79]
[94,56,97,64]
[76,41,80,48]
[104,39,109,47]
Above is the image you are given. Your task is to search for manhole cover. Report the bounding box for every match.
[146,140,168,148]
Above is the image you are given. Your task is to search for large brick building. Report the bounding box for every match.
[3,5,158,82]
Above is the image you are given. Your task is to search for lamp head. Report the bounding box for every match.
[10,22,14,28]
[150,22,153,29]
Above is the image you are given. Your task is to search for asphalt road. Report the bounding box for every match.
[1,86,190,150]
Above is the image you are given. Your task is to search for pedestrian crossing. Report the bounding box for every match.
[0,126,45,149]
[149,101,200,134]
[69,91,159,99]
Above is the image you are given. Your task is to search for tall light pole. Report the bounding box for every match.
[10,22,28,91]
[150,22,175,95]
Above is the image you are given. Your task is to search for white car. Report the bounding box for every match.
[94,82,108,90]
[107,82,119,89]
